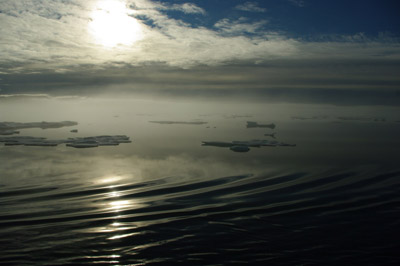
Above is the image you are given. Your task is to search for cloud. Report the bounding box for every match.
[169,3,206,15]
[288,0,305,7]
[1,0,398,72]
[214,17,268,35]
[235,2,267,13]
[1,0,400,105]
[131,1,205,15]
[0,0,297,71]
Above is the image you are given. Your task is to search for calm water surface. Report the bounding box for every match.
[1,99,400,265]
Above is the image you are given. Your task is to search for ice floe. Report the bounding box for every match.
[246,121,276,129]
[202,139,295,152]
[224,114,253,119]
[149,121,208,125]
[230,146,250,152]
[336,116,386,122]
[0,135,131,148]
[264,132,276,138]
[0,130,20,135]
[291,116,329,120]
[0,121,77,135]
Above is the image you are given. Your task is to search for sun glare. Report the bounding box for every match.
[89,0,142,48]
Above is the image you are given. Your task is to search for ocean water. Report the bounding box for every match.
[1,98,400,265]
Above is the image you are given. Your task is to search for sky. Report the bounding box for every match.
[1,0,400,105]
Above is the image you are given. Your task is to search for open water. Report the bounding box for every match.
[1,99,400,265]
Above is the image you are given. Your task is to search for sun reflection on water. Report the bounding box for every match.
[103,180,144,240]
[109,200,131,212]
[108,231,140,240]
[98,175,123,184]
[87,172,149,264]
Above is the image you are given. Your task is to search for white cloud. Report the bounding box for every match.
[1,0,400,96]
[1,0,397,72]
[170,3,206,15]
[0,0,297,70]
[288,0,305,7]
[131,1,205,15]
[214,17,268,35]
[235,2,266,13]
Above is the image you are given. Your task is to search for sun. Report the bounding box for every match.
[89,0,142,48]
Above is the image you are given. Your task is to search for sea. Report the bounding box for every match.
[1,97,400,265]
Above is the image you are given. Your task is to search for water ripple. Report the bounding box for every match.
[1,169,400,265]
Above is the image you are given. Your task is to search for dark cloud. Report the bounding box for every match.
[2,58,399,104]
